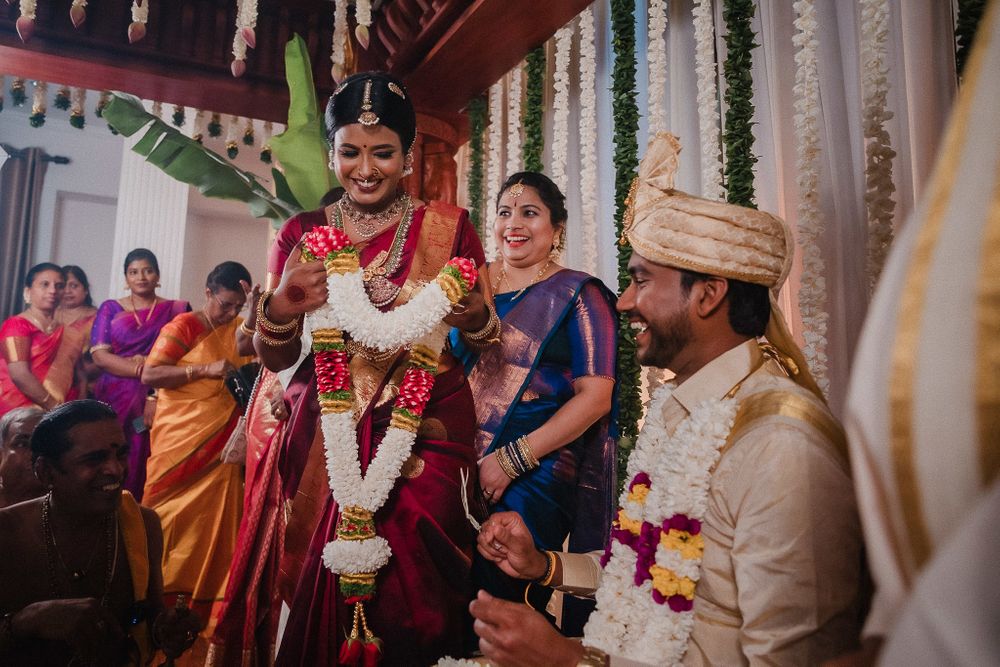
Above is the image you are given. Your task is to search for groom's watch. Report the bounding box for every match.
[578,645,610,667]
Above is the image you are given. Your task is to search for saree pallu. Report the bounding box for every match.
[59,312,96,401]
[0,316,79,416]
[91,298,190,499]
[452,270,618,636]
[209,369,287,667]
[144,313,251,664]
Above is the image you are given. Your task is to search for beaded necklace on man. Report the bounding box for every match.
[41,492,118,600]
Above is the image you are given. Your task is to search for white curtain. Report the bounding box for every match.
[466,0,957,414]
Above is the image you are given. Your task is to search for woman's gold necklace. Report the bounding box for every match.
[129,294,158,327]
[339,193,410,240]
[495,259,552,301]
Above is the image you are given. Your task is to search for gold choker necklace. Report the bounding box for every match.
[338,193,410,240]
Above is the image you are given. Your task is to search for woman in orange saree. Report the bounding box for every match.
[56,265,99,398]
[141,261,255,665]
[0,264,82,416]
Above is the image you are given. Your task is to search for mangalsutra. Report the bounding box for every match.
[494,259,552,301]
[339,193,410,241]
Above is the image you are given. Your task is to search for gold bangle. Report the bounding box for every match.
[577,645,610,667]
[536,550,557,587]
[494,446,519,480]
[461,301,501,342]
[239,320,256,336]
[256,324,300,347]
[257,290,299,333]
[517,435,540,469]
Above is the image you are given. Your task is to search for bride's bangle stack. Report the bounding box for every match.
[460,301,501,347]
[495,434,540,480]
[256,289,302,347]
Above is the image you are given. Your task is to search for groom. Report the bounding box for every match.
[470,133,862,666]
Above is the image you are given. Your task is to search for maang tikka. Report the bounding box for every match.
[357,79,380,127]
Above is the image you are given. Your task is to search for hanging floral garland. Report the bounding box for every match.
[522,46,546,173]
[207,112,223,138]
[171,104,185,127]
[721,0,759,209]
[29,81,47,128]
[70,0,87,28]
[54,86,71,111]
[231,0,258,77]
[859,0,896,294]
[95,90,111,117]
[242,117,255,146]
[16,0,36,42]
[610,0,642,482]
[691,0,724,200]
[484,79,504,261]
[578,7,600,276]
[550,22,574,195]
[260,120,273,163]
[331,0,349,81]
[505,66,523,177]
[646,0,668,135]
[355,0,372,49]
[192,109,205,144]
[69,87,86,129]
[298,227,477,664]
[792,0,830,396]
[225,115,240,158]
[128,0,148,43]
[466,96,487,238]
[150,100,162,119]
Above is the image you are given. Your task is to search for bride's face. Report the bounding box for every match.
[494,185,559,268]
[332,123,405,211]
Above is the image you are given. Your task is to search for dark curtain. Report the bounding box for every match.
[0,145,49,321]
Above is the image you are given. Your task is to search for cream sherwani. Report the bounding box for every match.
[561,340,862,666]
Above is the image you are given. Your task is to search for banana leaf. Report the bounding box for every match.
[102,92,300,222]
[269,34,336,210]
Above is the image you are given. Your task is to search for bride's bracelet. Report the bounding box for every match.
[460,301,501,345]
[256,290,302,346]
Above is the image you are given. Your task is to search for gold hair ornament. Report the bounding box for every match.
[357,79,380,127]
[387,82,406,99]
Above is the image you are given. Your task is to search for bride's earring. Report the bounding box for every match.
[402,151,414,177]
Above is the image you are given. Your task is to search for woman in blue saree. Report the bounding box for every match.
[451,172,618,634]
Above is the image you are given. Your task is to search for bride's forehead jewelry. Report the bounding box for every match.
[387,82,406,99]
[507,181,526,200]
[358,79,380,127]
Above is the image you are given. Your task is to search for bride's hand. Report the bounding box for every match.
[444,289,488,331]
[267,244,328,322]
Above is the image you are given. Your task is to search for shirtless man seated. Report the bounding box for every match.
[0,399,199,665]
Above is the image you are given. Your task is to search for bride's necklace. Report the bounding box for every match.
[494,259,552,301]
[338,193,410,240]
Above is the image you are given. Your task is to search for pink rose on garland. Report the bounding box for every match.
[301,226,353,262]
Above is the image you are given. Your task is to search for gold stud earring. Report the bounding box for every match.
[328,148,336,171]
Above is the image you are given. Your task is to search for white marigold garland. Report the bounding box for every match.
[550,22,574,194]
[191,109,205,143]
[692,0,723,200]
[583,385,738,665]
[225,114,240,158]
[578,6,600,276]
[792,0,829,396]
[330,0,349,81]
[859,0,896,294]
[646,0,669,135]
[355,0,372,48]
[16,0,37,42]
[231,0,258,77]
[485,79,505,261]
[505,65,523,177]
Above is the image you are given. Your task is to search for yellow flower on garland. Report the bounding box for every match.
[661,529,704,560]
[616,509,642,536]
[650,565,696,600]
[626,483,649,504]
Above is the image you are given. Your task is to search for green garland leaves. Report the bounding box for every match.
[722,0,759,209]
[522,46,546,173]
[610,0,642,488]
[467,96,488,238]
[955,0,987,79]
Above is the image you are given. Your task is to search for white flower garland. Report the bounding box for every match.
[330,0,349,80]
[584,385,738,665]
[485,79,505,261]
[355,0,372,28]
[225,114,238,143]
[792,0,829,397]
[70,87,86,115]
[578,6,600,276]
[19,0,36,20]
[691,0,723,201]
[550,22,574,195]
[505,65,523,177]
[305,271,461,351]
[31,80,47,115]
[151,100,162,119]
[860,0,896,294]
[191,109,205,140]
[131,0,148,23]
[646,0,668,135]
[231,0,257,63]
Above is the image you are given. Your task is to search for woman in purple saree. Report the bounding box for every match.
[450,172,618,636]
[90,248,189,500]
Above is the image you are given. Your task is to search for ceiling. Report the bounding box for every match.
[1,0,592,130]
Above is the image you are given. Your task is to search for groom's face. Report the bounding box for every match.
[617,254,693,369]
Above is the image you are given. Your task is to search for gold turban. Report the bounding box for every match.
[622,132,824,400]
